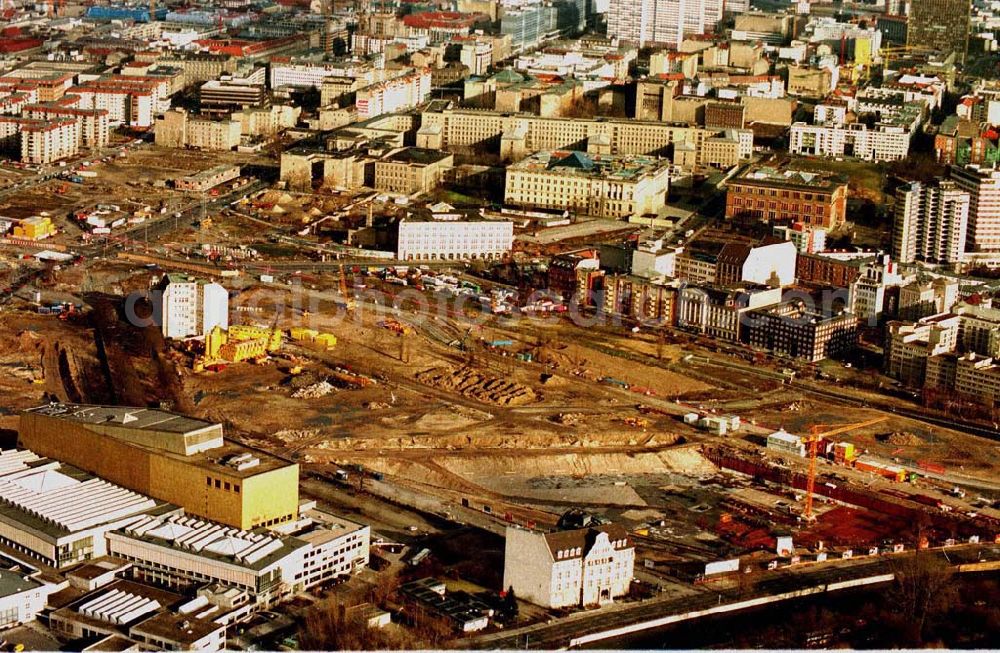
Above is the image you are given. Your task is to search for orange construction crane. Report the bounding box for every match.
[803,416,888,521]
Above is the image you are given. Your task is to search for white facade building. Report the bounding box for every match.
[504,151,671,219]
[607,0,724,48]
[157,274,229,340]
[789,121,912,162]
[631,238,679,278]
[848,254,911,324]
[0,569,54,629]
[766,430,806,457]
[741,240,797,287]
[460,41,493,76]
[813,102,848,126]
[503,524,634,609]
[396,216,513,261]
[355,69,432,121]
[21,118,79,164]
[0,448,159,569]
[893,180,971,265]
[107,509,370,607]
[950,163,1000,253]
[773,223,827,254]
[269,58,383,90]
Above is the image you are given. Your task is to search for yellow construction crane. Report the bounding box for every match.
[803,416,889,521]
[878,46,937,71]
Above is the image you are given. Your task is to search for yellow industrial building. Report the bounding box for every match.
[18,403,299,530]
[288,327,337,349]
[203,324,283,365]
[13,216,55,240]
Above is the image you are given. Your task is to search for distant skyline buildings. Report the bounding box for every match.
[607,0,727,48]
[907,0,971,62]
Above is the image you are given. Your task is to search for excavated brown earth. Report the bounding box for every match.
[415,365,537,405]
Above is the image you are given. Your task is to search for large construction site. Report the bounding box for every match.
[1,141,1000,651]
[3,241,1000,590]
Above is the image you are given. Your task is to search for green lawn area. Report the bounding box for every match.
[253,242,301,258]
[790,157,887,198]
[430,188,493,207]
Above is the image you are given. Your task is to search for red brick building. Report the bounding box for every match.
[725,167,848,229]
[795,253,864,287]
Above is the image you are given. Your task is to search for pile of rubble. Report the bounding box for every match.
[552,412,583,426]
[274,429,319,443]
[879,431,925,446]
[292,380,335,399]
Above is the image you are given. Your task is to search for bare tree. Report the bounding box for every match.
[887,551,957,645]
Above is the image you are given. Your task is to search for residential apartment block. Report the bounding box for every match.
[898,278,960,321]
[156,273,229,339]
[356,68,431,120]
[886,314,963,385]
[893,179,970,265]
[607,0,724,48]
[950,163,1000,254]
[155,109,241,151]
[602,275,678,324]
[789,121,913,162]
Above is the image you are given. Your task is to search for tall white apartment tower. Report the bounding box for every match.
[157,274,229,339]
[607,0,724,47]
[893,180,970,265]
[949,164,1000,253]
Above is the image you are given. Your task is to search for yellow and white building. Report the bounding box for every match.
[505,150,670,219]
[19,403,299,531]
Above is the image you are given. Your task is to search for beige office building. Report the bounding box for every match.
[505,150,670,219]
[416,106,751,167]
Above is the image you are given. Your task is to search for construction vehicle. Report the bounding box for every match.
[600,376,630,389]
[57,303,80,321]
[379,318,412,335]
[803,417,888,521]
[339,264,356,311]
[329,368,373,389]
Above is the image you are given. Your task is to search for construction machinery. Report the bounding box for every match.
[339,264,356,311]
[878,46,938,71]
[803,416,889,521]
[196,323,283,370]
[379,318,412,335]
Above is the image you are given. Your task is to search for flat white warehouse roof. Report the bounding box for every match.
[0,448,157,532]
[123,514,292,568]
[768,430,802,445]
